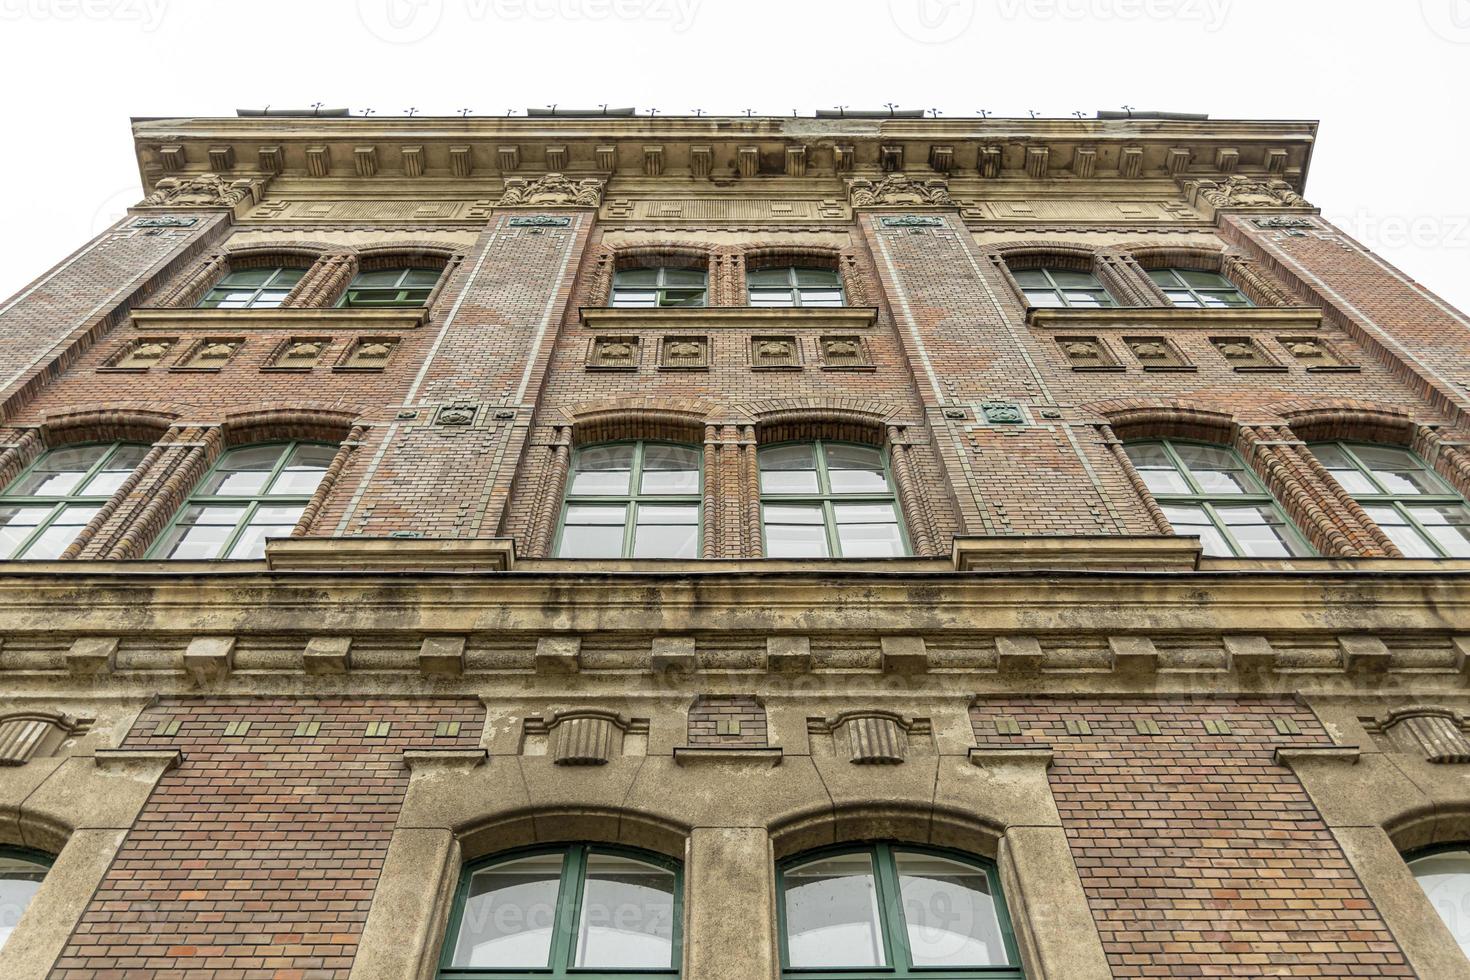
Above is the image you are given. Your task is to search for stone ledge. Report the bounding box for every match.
[1027,306,1323,331]
[953,535,1202,572]
[403,749,487,772]
[93,748,184,772]
[673,746,783,767]
[968,746,1054,768]
[129,307,430,332]
[265,537,515,572]
[1274,745,1361,766]
[580,307,880,331]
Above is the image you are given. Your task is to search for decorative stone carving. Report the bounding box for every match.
[1376,706,1470,763]
[265,337,329,370]
[105,337,176,371]
[545,145,568,170]
[879,214,945,228]
[929,145,954,173]
[305,146,331,176]
[818,335,872,369]
[1254,216,1314,229]
[658,335,708,370]
[1278,335,1354,370]
[1119,146,1143,178]
[978,145,1003,178]
[1126,336,1191,370]
[141,172,260,208]
[847,173,951,208]
[751,336,800,369]
[588,336,639,370]
[0,711,89,765]
[1211,336,1280,370]
[522,709,647,765]
[449,146,473,177]
[808,711,931,765]
[435,403,478,426]
[879,144,904,171]
[1185,175,1310,210]
[177,338,242,370]
[982,402,1024,425]
[353,146,378,177]
[689,145,713,178]
[401,145,425,177]
[497,173,604,208]
[1057,336,1118,371]
[337,337,399,370]
[1072,147,1097,178]
[508,215,572,227]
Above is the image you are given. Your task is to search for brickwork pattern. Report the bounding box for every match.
[49,697,484,979]
[687,694,768,746]
[972,696,1412,977]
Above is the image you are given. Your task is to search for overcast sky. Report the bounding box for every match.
[0,0,1465,309]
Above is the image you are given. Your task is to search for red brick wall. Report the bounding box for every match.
[48,697,484,979]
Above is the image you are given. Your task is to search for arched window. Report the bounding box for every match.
[1124,440,1312,558]
[151,442,337,560]
[759,442,907,558]
[611,267,707,308]
[1011,267,1116,308]
[1408,846,1470,956]
[338,267,440,308]
[198,266,306,309]
[1310,442,1470,557]
[0,442,150,559]
[778,843,1022,977]
[0,847,51,951]
[439,844,680,978]
[748,266,845,308]
[556,442,701,559]
[1147,267,1252,308]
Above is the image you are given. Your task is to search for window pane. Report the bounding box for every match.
[660,289,706,308]
[558,504,627,558]
[575,852,676,969]
[1178,269,1231,289]
[0,505,51,558]
[784,853,886,968]
[826,445,889,494]
[759,445,819,495]
[611,290,658,308]
[268,445,335,496]
[796,289,844,306]
[746,267,794,286]
[0,855,48,952]
[1410,503,1470,558]
[1410,850,1470,957]
[794,268,839,286]
[1148,268,1184,288]
[79,445,150,496]
[158,504,247,560]
[10,445,111,497]
[1160,504,1231,557]
[639,445,700,495]
[570,445,635,496]
[613,268,658,286]
[1011,269,1049,287]
[895,851,1008,967]
[1023,289,1064,308]
[835,517,905,558]
[1125,445,1191,495]
[1216,505,1301,558]
[765,518,830,559]
[1357,446,1446,495]
[18,505,99,560]
[565,504,628,525]
[748,290,796,307]
[661,267,706,286]
[200,446,284,496]
[452,854,563,968]
[633,505,698,559]
[227,506,306,560]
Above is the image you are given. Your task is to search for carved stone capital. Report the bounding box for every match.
[139,172,266,210]
[1180,174,1312,218]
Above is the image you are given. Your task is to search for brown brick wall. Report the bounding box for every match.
[973,697,1412,977]
[48,697,484,979]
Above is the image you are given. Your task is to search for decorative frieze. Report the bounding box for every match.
[1125,335,1193,371]
[104,337,176,371]
[1119,146,1143,178]
[928,145,954,173]
[1025,146,1050,179]
[1210,335,1284,372]
[1056,335,1119,371]
[879,144,904,171]
[1278,335,1357,371]
[1072,146,1097,178]
[658,335,709,370]
[544,145,568,170]
[981,402,1024,425]
[174,337,243,371]
[785,145,807,177]
[1182,174,1311,212]
[809,711,930,765]
[264,337,330,371]
[141,173,262,209]
[750,335,800,369]
[818,334,872,370]
[336,336,399,371]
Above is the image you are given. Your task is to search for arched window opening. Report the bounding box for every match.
[1311,442,1470,557]
[0,442,150,559]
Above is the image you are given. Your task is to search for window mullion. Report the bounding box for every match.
[1395,501,1446,558]
[1339,443,1390,496]
[1199,501,1243,558]
[218,500,261,561]
[553,845,587,973]
[13,502,66,559]
[871,843,908,975]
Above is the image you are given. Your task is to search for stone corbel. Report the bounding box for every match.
[847,173,952,209]
[136,172,269,218]
[808,710,933,765]
[521,709,648,765]
[0,711,92,766]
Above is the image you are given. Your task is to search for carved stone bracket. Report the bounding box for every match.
[523,709,648,765]
[0,710,92,765]
[498,173,604,208]
[808,710,932,765]
[1367,705,1470,763]
[847,173,952,209]
[1179,174,1312,220]
[139,172,267,210]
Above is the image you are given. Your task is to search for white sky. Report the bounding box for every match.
[0,0,1466,309]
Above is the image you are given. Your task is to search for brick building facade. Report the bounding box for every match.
[0,111,1469,978]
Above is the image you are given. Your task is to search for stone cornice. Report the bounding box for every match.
[1027,306,1325,331]
[579,307,880,330]
[129,308,431,332]
[129,116,1317,192]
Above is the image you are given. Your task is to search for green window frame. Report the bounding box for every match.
[777,842,1023,979]
[149,441,337,561]
[1010,266,1117,309]
[1147,267,1252,308]
[1124,440,1313,558]
[1310,442,1470,558]
[438,844,682,979]
[197,266,306,309]
[747,266,846,308]
[0,845,53,952]
[336,267,441,308]
[554,442,702,559]
[1406,842,1470,957]
[759,441,909,559]
[0,442,151,560]
[611,267,707,308]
